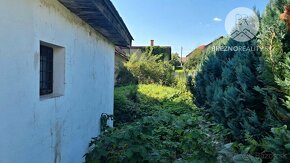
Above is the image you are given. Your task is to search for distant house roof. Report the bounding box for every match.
[181,57,188,63]
[197,45,207,50]
[186,36,224,58]
[129,46,171,49]
[58,0,133,47]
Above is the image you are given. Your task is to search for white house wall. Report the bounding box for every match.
[0,0,115,162]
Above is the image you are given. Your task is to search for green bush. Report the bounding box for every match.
[87,100,225,162]
[125,52,175,86]
[114,85,142,126]
[85,84,227,162]
[218,125,290,162]
[169,53,181,68]
[262,125,290,162]
[192,2,290,162]
[193,39,276,141]
[145,46,171,61]
[257,0,290,122]
[115,65,138,86]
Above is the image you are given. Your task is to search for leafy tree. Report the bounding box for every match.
[169,52,181,68]
[125,52,175,86]
[145,46,171,61]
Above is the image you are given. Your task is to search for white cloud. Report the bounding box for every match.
[213,17,222,22]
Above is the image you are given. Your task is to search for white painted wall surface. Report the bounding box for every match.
[0,0,115,162]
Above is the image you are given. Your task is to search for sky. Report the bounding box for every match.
[111,0,269,55]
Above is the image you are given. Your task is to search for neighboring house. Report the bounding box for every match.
[122,40,172,60]
[185,45,207,59]
[0,0,132,163]
[182,45,207,63]
[185,36,224,61]
[181,57,189,63]
[115,46,129,82]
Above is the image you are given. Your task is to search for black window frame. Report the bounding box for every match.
[40,45,53,96]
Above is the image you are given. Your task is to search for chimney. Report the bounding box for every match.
[150,40,154,46]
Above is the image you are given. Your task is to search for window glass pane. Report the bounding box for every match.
[40,45,53,95]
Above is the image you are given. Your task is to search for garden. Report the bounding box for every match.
[85,0,290,162]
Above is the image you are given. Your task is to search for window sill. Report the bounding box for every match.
[40,93,64,101]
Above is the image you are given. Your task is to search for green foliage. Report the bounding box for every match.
[114,85,141,126]
[86,84,226,162]
[257,0,290,122]
[125,52,175,86]
[86,111,224,163]
[85,84,227,162]
[114,84,193,126]
[262,125,290,162]
[184,48,204,72]
[219,126,290,162]
[88,1,290,162]
[193,39,275,141]
[170,53,182,68]
[115,64,138,86]
[145,46,171,61]
[100,113,114,133]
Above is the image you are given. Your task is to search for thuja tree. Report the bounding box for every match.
[257,0,290,124]
[194,39,278,141]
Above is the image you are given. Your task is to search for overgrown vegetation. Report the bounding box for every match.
[114,84,193,126]
[115,64,138,87]
[170,52,182,68]
[145,46,172,61]
[85,84,226,162]
[125,52,175,86]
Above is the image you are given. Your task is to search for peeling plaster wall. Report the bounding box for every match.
[0,0,115,162]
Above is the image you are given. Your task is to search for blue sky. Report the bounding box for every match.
[111,0,269,55]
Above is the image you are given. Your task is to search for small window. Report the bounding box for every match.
[39,42,65,99]
[40,45,53,95]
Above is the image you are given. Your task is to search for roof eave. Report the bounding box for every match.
[58,0,133,47]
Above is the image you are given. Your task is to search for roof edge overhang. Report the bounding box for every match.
[58,0,133,47]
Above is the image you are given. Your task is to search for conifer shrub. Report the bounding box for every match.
[193,1,290,160]
[257,0,290,123]
[193,39,278,141]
